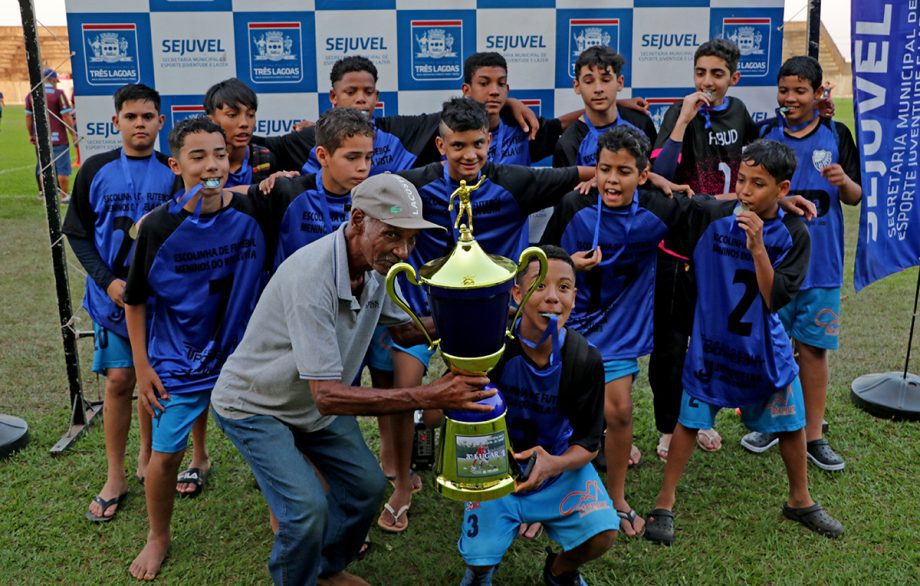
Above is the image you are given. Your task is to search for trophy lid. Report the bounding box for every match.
[419,226,518,289]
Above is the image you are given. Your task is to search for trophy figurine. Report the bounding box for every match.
[385,177,548,501]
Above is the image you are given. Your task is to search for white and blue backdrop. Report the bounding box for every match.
[65,0,784,160]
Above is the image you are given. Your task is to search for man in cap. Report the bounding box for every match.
[211,173,494,586]
[25,68,76,203]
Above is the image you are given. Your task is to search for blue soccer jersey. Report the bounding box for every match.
[541,189,682,361]
[124,193,268,394]
[487,116,562,167]
[679,199,811,407]
[553,109,656,168]
[759,117,861,289]
[396,161,579,316]
[63,148,176,337]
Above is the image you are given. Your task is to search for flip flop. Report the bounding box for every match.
[385,470,423,494]
[616,509,645,537]
[657,434,671,462]
[85,492,128,523]
[176,467,209,498]
[644,508,675,545]
[782,503,844,538]
[696,428,722,452]
[628,444,642,468]
[377,502,410,533]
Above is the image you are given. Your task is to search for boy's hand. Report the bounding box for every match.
[678,91,711,123]
[293,120,315,131]
[781,195,817,220]
[646,172,694,197]
[572,247,602,271]
[507,98,540,140]
[575,176,597,195]
[136,362,168,418]
[821,163,848,187]
[259,170,301,194]
[617,96,650,115]
[513,446,558,492]
[518,522,543,540]
[818,82,835,119]
[106,278,126,308]
[736,211,766,253]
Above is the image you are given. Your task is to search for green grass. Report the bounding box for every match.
[3,99,920,584]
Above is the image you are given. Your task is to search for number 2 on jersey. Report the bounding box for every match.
[727,269,757,336]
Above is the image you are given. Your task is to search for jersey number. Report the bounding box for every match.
[208,274,235,342]
[111,216,136,279]
[466,514,479,538]
[718,161,732,195]
[727,269,758,337]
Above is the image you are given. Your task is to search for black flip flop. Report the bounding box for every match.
[644,508,675,545]
[782,503,844,538]
[176,467,209,498]
[85,492,128,523]
[616,509,645,537]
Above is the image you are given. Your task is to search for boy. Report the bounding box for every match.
[644,139,844,545]
[26,69,76,202]
[740,56,861,470]
[63,83,175,522]
[458,246,616,586]
[648,39,760,457]
[553,46,657,168]
[204,78,277,188]
[125,117,269,580]
[541,126,686,537]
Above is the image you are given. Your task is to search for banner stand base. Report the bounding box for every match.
[50,399,102,456]
[851,372,920,421]
[0,414,30,460]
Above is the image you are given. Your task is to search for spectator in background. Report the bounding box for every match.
[25,69,76,203]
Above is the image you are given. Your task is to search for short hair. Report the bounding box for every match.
[740,139,797,183]
[203,78,258,115]
[315,107,375,153]
[516,245,576,285]
[463,52,508,85]
[330,56,378,85]
[597,126,651,171]
[113,83,161,114]
[167,116,226,157]
[778,55,823,91]
[695,38,741,74]
[574,46,625,78]
[439,97,489,137]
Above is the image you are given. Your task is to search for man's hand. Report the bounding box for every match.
[428,372,493,411]
[617,96,650,115]
[572,248,602,272]
[507,98,540,140]
[574,176,597,195]
[106,278,127,308]
[293,120,315,131]
[513,446,559,492]
[736,210,765,253]
[136,362,168,418]
[646,171,694,197]
[781,194,817,220]
[259,170,301,195]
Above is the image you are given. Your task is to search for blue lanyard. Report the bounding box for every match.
[119,149,158,201]
[314,170,335,235]
[168,184,205,223]
[515,315,564,367]
[590,190,638,256]
[699,96,731,129]
[777,108,820,133]
[582,110,619,138]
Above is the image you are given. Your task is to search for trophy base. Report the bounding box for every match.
[442,346,505,375]
[435,475,516,502]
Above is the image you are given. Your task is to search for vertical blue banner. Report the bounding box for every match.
[853,1,920,291]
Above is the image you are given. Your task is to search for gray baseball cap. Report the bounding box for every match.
[351,173,445,231]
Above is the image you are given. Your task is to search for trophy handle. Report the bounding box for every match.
[507,246,548,339]
[385,262,438,350]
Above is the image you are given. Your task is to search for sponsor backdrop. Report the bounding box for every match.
[66,0,784,159]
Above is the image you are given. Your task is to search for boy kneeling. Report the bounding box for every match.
[459,246,617,586]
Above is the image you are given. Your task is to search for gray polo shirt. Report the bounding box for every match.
[211,223,410,432]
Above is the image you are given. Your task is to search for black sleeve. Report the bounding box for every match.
[69,235,115,291]
[835,122,861,185]
[771,216,811,311]
[672,196,733,258]
[251,127,315,173]
[509,166,580,214]
[378,112,442,161]
[539,190,590,246]
[62,153,110,239]
[558,332,605,452]
[652,104,682,151]
[528,117,564,162]
[124,206,178,305]
[552,122,585,168]
[250,145,279,182]
[742,105,759,145]
[637,189,687,232]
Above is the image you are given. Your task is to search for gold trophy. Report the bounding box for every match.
[385,177,548,501]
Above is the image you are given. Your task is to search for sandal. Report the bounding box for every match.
[782,503,843,538]
[85,492,128,523]
[616,509,645,537]
[657,434,671,462]
[696,428,722,452]
[644,508,675,545]
[176,466,209,498]
[377,502,410,533]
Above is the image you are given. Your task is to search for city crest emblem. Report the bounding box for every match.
[248,22,303,83]
[411,20,463,82]
[568,19,618,79]
[722,18,771,77]
[82,23,140,86]
[812,149,832,173]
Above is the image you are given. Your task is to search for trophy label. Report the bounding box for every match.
[455,432,508,479]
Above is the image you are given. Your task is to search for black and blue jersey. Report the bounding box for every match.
[541,189,682,361]
[678,199,811,407]
[224,144,277,189]
[758,117,860,289]
[553,109,657,168]
[124,193,268,395]
[396,161,580,316]
[488,115,562,166]
[63,148,176,337]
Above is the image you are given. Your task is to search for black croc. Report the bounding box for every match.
[782,503,844,538]
[644,508,675,545]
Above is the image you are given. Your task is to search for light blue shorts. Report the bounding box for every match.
[677,377,806,434]
[91,321,133,374]
[392,341,436,372]
[604,358,640,384]
[36,143,72,177]
[151,391,211,454]
[458,463,618,567]
[778,287,841,350]
[365,325,395,372]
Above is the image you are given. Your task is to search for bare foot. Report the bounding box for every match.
[628,444,642,467]
[87,479,129,519]
[129,537,169,581]
[317,571,370,586]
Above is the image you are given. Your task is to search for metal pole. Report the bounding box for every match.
[806,0,822,60]
[18,0,101,454]
[903,267,920,379]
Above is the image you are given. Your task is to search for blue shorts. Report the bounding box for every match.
[603,358,639,384]
[458,464,618,567]
[392,341,436,372]
[677,377,806,434]
[36,144,72,177]
[364,325,394,372]
[91,321,133,374]
[778,287,840,350]
[152,391,211,453]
